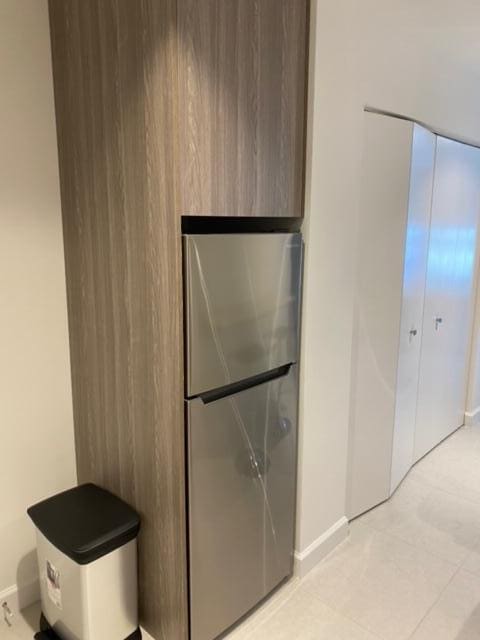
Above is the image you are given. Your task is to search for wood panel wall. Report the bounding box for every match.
[177,0,309,216]
[48,2,187,639]
[48,2,309,639]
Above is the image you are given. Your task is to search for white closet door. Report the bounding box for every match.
[348,115,416,519]
[390,126,435,492]
[414,137,480,462]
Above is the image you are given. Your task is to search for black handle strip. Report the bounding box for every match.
[197,364,292,404]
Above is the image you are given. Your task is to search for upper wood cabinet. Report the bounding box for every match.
[177,0,309,217]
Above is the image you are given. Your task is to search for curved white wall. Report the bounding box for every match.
[297,0,480,571]
[0,0,76,604]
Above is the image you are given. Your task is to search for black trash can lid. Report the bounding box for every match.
[27,483,140,565]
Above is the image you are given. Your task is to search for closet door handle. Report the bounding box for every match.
[435,317,443,330]
[409,329,418,341]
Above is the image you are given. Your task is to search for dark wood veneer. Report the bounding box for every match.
[49,3,187,639]
[177,0,308,217]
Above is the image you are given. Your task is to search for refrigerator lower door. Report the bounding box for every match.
[187,366,298,640]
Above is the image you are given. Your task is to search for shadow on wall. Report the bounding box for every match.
[18,602,39,635]
[16,550,38,608]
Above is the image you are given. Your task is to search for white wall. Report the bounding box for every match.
[0,0,76,606]
[297,0,480,570]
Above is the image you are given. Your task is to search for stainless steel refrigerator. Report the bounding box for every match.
[184,232,303,640]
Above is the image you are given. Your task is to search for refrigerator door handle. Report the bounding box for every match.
[197,363,292,404]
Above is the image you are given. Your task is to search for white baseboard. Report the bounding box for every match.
[465,407,480,426]
[0,579,39,617]
[294,516,349,578]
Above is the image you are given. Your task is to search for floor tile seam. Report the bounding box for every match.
[456,562,480,580]
[398,458,480,506]
[314,560,457,640]
[355,521,462,569]
[419,478,480,510]
[229,590,386,640]
[407,464,480,502]
[335,610,386,640]
[361,515,480,567]
[358,470,478,524]
[404,562,464,640]
[293,588,386,640]
[409,481,480,552]
[232,578,304,635]
[301,528,420,640]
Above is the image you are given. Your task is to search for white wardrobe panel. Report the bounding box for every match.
[348,114,415,519]
[390,126,436,492]
[414,138,480,462]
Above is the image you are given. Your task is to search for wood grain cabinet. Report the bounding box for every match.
[48,2,309,639]
[177,0,309,216]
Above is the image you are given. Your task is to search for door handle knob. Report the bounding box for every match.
[409,329,418,337]
[435,317,443,330]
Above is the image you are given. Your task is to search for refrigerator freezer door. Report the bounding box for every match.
[187,365,298,640]
[184,233,302,396]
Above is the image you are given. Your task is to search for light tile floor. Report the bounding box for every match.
[3,425,480,640]
[227,425,480,640]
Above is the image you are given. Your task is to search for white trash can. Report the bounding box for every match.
[28,483,141,640]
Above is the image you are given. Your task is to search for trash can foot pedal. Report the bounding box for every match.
[33,616,58,640]
[36,613,142,639]
[34,631,142,640]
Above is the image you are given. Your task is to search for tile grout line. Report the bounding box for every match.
[361,516,479,568]
[324,606,388,640]
[410,470,480,510]
[227,578,304,637]
[277,583,388,640]
[324,604,387,640]
[304,580,391,640]
[320,521,461,640]
[455,562,480,580]
[299,527,410,640]
[356,520,462,571]
[405,562,465,639]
